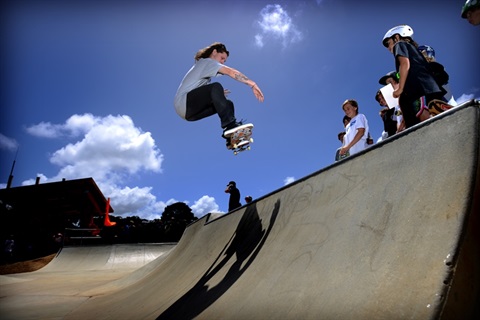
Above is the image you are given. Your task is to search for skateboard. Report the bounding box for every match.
[335,148,349,161]
[428,99,454,116]
[224,123,254,155]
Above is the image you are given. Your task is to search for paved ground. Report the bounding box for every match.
[1,101,479,320]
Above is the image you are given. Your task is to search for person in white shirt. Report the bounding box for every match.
[340,99,369,157]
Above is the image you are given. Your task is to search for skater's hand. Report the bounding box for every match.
[339,146,349,155]
[251,84,264,102]
[392,87,403,98]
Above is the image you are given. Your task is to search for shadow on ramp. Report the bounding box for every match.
[2,100,479,320]
[157,201,280,319]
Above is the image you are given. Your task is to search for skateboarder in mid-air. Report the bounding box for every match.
[174,42,264,145]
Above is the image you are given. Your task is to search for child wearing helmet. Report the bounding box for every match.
[382,25,446,128]
[418,45,456,106]
[461,0,480,25]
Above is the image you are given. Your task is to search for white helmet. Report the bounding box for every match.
[382,25,414,47]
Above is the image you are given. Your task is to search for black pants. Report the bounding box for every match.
[186,82,236,128]
[399,92,445,128]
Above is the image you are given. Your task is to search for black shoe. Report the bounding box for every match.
[225,137,232,149]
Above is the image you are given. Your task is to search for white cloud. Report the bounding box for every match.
[65,113,97,136]
[22,113,221,220]
[255,4,303,49]
[0,133,18,151]
[22,173,49,185]
[455,93,477,105]
[26,121,63,138]
[48,114,163,177]
[284,176,295,185]
[190,195,223,217]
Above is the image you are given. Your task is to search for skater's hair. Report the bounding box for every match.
[342,99,359,113]
[390,34,419,48]
[195,42,230,61]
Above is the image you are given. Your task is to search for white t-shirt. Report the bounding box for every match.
[174,58,223,118]
[344,113,369,156]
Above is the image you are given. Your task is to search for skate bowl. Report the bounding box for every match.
[0,100,479,319]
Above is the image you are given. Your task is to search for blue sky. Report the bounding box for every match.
[1,0,478,220]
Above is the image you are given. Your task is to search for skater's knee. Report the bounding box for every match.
[211,82,224,93]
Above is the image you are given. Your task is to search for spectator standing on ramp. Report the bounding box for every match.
[461,0,480,25]
[339,99,369,157]
[378,71,405,134]
[225,181,241,212]
[382,25,446,127]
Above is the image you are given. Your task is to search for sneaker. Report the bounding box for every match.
[225,138,232,149]
[222,121,243,138]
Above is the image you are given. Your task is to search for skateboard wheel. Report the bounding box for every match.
[250,138,254,143]
[233,144,238,149]
[247,146,251,150]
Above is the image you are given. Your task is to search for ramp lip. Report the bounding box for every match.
[198,100,480,226]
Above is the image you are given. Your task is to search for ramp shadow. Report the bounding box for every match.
[157,200,280,319]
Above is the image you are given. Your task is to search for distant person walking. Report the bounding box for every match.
[174,42,264,145]
[225,181,241,212]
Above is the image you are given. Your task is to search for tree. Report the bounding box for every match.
[161,202,197,242]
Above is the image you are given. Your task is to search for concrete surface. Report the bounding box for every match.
[0,244,176,319]
[0,101,479,319]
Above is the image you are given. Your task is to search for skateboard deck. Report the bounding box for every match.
[428,99,454,116]
[335,148,349,161]
[224,123,254,155]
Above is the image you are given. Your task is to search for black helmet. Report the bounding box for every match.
[378,71,399,85]
[461,0,480,18]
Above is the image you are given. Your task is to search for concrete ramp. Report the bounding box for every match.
[39,243,175,272]
[1,101,479,319]
[0,244,176,318]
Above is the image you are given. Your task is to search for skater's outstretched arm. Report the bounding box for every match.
[218,65,265,102]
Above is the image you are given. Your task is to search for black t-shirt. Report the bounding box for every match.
[228,186,241,211]
[382,108,398,137]
[428,61,449,86]
[394,41,443,98]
